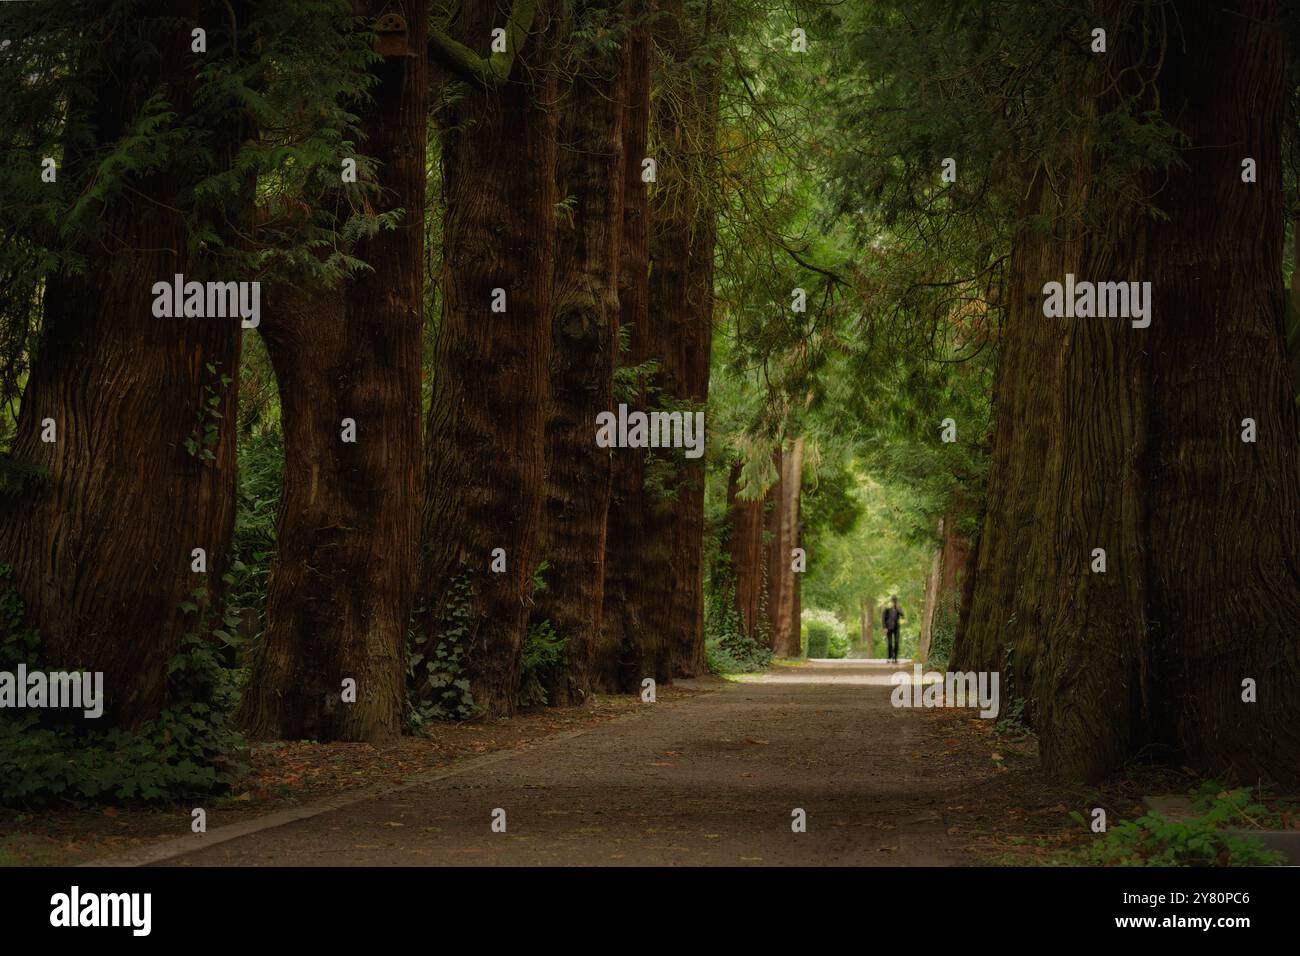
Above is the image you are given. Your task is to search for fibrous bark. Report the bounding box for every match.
[238,0,426,741]
[599,17,669,692]
[725,461,765,638]
[647,0,720,678]
[531,3,628,706]
[765,439,804,658]
[0,1,239,727]
[420,0,560,718]
[956,0,1300,784]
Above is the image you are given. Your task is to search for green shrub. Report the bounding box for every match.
[228,426,283,647]
[518,619,565,708]
[0,567,247,807]
[801,608,848,659]
[703,575,772,674]
[1072,785,1287,867]
[1189,781,1296,830]
[1079,813,1283,867]
[704,633,772,674]
[805,621,830,657]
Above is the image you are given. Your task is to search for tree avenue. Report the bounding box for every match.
[0,0,1296,826]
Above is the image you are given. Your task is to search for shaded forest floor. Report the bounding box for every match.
[0,661,1267,867]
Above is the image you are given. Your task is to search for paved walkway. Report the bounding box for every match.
[162,659,974,866]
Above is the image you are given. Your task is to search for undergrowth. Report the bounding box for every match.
[1069,784,1289,867]
[703,576,772,675]
[0,566,247,807]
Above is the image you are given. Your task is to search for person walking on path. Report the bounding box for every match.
[883,596,904,663]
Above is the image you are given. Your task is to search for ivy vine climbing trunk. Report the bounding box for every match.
[238,0,425,742]
[420,0,559,718]
[776,436,804,657]
[918,533,942,663]
[919,514,969,662]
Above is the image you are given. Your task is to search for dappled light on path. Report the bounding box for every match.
[740,659,915,686]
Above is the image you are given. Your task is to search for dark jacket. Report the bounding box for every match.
[882,605,903,632]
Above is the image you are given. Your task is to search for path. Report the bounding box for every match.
[161,660,976,866]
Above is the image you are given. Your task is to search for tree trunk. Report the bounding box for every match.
[1139,0,1300,782]
[648,0,720,679]
[786,436,804,656]
[955,43,1167,778]
[599,18,670,693]
[1287,217,1300,399]
[949,169,1059,697]
[860,597,873,656]
[725,461,765,638]
[238,1,425,741]
[763,447,786,652]
[790,510,802,655]
[939,510,972,601]
[420,1,560,719]
[0,1,240,728]
[531,5,627,706]
[955,0,1300,784]
[920,512,969,664]
[918,531,942,664]
[767,437,803,657]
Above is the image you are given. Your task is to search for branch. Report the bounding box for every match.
[428,0,538,87]
[783,244,848,287]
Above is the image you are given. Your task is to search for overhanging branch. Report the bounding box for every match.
[428,0,538,86]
